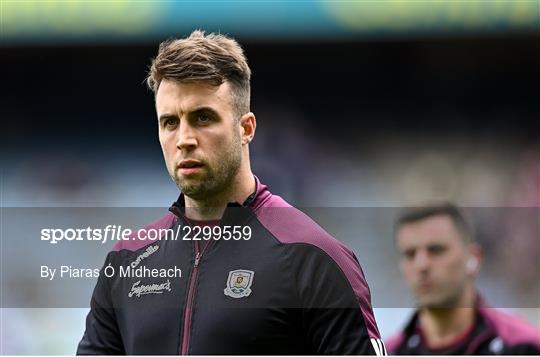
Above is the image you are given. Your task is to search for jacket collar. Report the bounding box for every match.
[401,293,492,345]
[168,175,268,219]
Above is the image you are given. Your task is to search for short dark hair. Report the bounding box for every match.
[394,202,475,243]
[146,30,251,118]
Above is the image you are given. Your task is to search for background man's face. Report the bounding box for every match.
[156,79,242,200]
[396,215,471,308]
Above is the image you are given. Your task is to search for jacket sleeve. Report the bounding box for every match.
[77,253,125,355]
[295,244,386,355]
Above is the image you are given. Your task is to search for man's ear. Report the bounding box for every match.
[240,112,256,145]
[466,243,482,275]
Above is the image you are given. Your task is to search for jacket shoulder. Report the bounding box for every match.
[481,307,540,348]
[253,193,344,249]
[253,192,382,339]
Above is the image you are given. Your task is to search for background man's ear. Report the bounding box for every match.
[467,256,479,273]
[467,244,482,275]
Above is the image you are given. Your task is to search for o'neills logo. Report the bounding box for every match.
[128,279,171,298]
[130,245,159,269]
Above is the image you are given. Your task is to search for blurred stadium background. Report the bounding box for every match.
[1,0,539,354]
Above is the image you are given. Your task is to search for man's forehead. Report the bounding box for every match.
[155,79,232,114]
[397,215,459,247]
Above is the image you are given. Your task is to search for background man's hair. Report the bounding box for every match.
[394,202,475,243]
[147,30,251,118]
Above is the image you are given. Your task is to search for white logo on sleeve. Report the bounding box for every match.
[224,270,254,298]
[370,338,387,356]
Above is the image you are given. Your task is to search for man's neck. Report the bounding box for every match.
[419,289,477,349]
[183,170,256,221]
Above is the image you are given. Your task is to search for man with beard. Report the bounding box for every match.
[386,203,540,355]
[77,30,384,355]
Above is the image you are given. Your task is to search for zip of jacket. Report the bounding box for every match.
[171,201,253,355]
[180,229,215,355]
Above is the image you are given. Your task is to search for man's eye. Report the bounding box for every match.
[163,118,178,128]
[197,113,212,123]
[403,249,415,260]
[428,245,446,255]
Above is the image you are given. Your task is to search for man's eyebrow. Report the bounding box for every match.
[188,106,221,117]
[158,107,221,121]
[158,113,177,122]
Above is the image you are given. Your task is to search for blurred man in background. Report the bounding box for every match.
[386,203,540,355]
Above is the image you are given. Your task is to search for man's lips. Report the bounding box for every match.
[177,160,204,176]
[418,280,434,291]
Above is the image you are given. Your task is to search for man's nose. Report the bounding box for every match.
[413,251,431,273]
[176,120,197,151]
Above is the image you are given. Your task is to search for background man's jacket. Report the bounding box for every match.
[385,297,540,355]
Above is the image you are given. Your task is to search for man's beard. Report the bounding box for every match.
[174,133,242,202]
[418,283,465,309]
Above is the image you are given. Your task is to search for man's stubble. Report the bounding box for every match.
[175,129,243,202]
